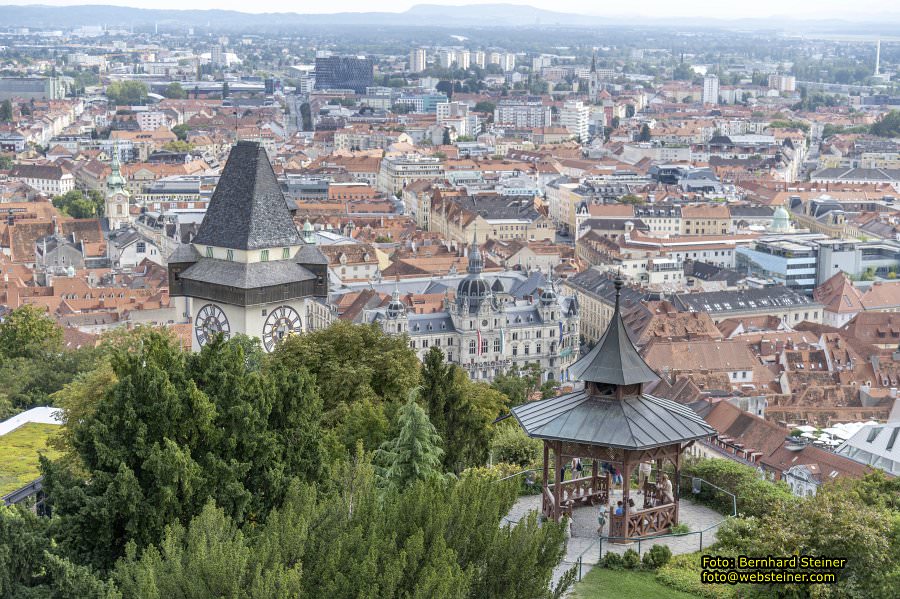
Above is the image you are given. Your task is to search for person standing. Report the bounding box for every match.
[638,461,652,494]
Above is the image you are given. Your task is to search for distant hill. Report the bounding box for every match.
[0,3,600,29]
[1,3,898,32]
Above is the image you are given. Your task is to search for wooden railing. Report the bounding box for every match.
[542,485,556,520]
[626,503,677,537]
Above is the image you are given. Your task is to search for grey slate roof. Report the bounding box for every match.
[568,281,660,386]
[672,286,817,314]
[511,390,716,449]
[179,257,315,289]
[295,244,328,265]
[168,243,200,264]
[192,141,303,251]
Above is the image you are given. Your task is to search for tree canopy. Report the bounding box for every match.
[0,322,573,597]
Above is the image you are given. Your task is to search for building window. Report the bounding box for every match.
[469,339,477,355]
[282,247,290,260]
[261,249,269,262]
[536,343,542,354]
[481,338,488,354]
[524,343,530,356]
[512,344,518,356]
[226,250,234,261]
[136,242,146,253]
[205,246,213,258]
[494,338,501,353]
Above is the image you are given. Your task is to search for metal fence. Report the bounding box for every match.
[567,474,737,581]
[495,469,738,582]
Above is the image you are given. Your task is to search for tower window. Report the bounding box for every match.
[205,246,213,258]
[226,250,234,261]
[260,249,269,262]
[282,247,290,260]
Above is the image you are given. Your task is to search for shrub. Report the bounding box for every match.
[670,523,690,535]
[642,544,672,569]
[656,554,738,599]
[601,551,623,569]
[621,548,641,569]
[682,458,795,518]
[490,421,541,467]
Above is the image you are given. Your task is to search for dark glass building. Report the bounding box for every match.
[314,56,374,94]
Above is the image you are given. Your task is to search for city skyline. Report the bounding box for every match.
[0,0,897,22]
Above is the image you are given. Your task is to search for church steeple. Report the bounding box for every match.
[466,228,483,275]
[590,52,597,74]
[568,273,659,390]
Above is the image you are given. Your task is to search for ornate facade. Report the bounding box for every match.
[374,237,580,382]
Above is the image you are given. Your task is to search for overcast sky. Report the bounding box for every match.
[0,0,893,20]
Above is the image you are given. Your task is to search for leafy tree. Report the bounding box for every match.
[871,110,900,138]
[105,81,148,105]
[490,421,541,467]
[422,348,506,472]
[638,123,651,142]
[620,193,646,205]
[491,362,554,406]
[171,123,191,141]
[43,332,323,571]
[162,81,185,99]
[53,189,103,218]
[375,391,445,490]
[0,99,12,122]
[673,63,693,81]
[474,100,495,114]
[0,154,12,170]
[0,304,63,360]
[436,80,453,99]
[299,102,312,130]
[162,140,194,153]
[270,321,420,419]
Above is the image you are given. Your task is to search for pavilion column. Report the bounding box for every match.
[542,441,549,519]
[591,458,599,499]
[553,441,563,521]
[622,453,633,538]
[673,449,682,525]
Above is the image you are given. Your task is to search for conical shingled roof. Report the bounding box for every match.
[192,141,303,251]
[568,274,660,386]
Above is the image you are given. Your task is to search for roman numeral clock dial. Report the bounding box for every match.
[262,306,302,352]
[195,303,230,347]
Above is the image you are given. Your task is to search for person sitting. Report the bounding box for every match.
[614,501,624,516]
[627,498,636,510]
[659,473,674,504]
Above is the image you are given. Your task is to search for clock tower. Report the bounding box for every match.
[105,147,131,230]
[168,141,328,352]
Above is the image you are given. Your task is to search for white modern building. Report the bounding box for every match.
[494,97,551,128]
[559,100,590,142]
[702,73,720,105]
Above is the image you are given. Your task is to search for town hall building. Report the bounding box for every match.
[371,235,580,382]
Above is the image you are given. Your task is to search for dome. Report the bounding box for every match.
[386,286,406,319]
[66,265,76,278]
[457,277,492,299]
[770,205,791,232]
[540,285,557,306]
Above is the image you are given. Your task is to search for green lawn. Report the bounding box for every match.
[571,567,700,599]
[0,422,62,496]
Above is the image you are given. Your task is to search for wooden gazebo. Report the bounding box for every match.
[511,275,716,540]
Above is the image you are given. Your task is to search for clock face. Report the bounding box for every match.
[262,305,302,352]
[195,303,230,347]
